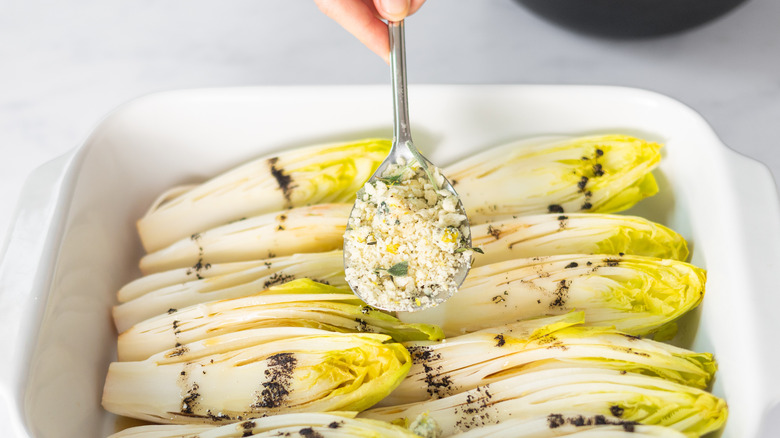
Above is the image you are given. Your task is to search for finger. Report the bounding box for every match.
[315,0,390,62]
[362,0,424,20]
[359,0,382,18]
[373,0,411,22]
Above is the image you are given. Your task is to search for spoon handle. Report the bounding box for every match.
[389,20,436,190]
[389,21,412,146]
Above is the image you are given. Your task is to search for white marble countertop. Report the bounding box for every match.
[1,0,778,251]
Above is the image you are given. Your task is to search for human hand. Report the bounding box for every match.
[315,0,426,63]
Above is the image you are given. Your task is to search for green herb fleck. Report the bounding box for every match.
[378,161,414,185]
[376,261,409,277]
[387,261,409,276]
[379,173,404,185]
[456,247,484,254]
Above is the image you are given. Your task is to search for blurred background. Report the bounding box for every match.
[1,0,777,247]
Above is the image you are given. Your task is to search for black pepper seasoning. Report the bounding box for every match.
[252,353,297,409]
[548,204,564,214]
[268,157,295,205]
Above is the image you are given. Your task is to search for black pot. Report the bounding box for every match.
[517,0,748,38]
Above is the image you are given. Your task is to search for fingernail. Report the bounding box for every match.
[379,0,410,19]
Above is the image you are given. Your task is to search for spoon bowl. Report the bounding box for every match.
[343,20,472,312]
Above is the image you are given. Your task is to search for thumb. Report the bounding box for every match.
[375,0,411,22]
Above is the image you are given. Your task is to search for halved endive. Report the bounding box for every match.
[382,313,716,406]
[360,367,727,437]
[471,213,688,267]
[103,333,412,424]
[108,412,422,437]
[399,254,706,338]
[451,414,687,437]
[114,251,345,332]
[139,204,351,275]
[444,135,661,222]
[138,139,391,252]
[118,279,443,361]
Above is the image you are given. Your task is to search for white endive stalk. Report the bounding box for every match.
[444,135,661,222]
[451,415,687,437]
[114,251,346,332]
[138,139,391,252]
[139,204,351,275]
[471,213,688,268]
[118,260,268,303]
[382,313,716,406]
[109,423,214,437]
[155,327,336,363]
[109,412,422,438]
[103,333,411,425]
[118,280,443,361]
[399,254,705,338]
[117,292,356,361]
[360,367,727,437]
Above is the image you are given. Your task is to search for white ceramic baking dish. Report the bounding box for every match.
[1,85,779,438]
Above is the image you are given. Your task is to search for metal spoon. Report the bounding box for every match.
[343,20,472,312]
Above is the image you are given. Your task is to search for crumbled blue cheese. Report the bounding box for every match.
[410,413,442,438]
[344,159,471,311]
